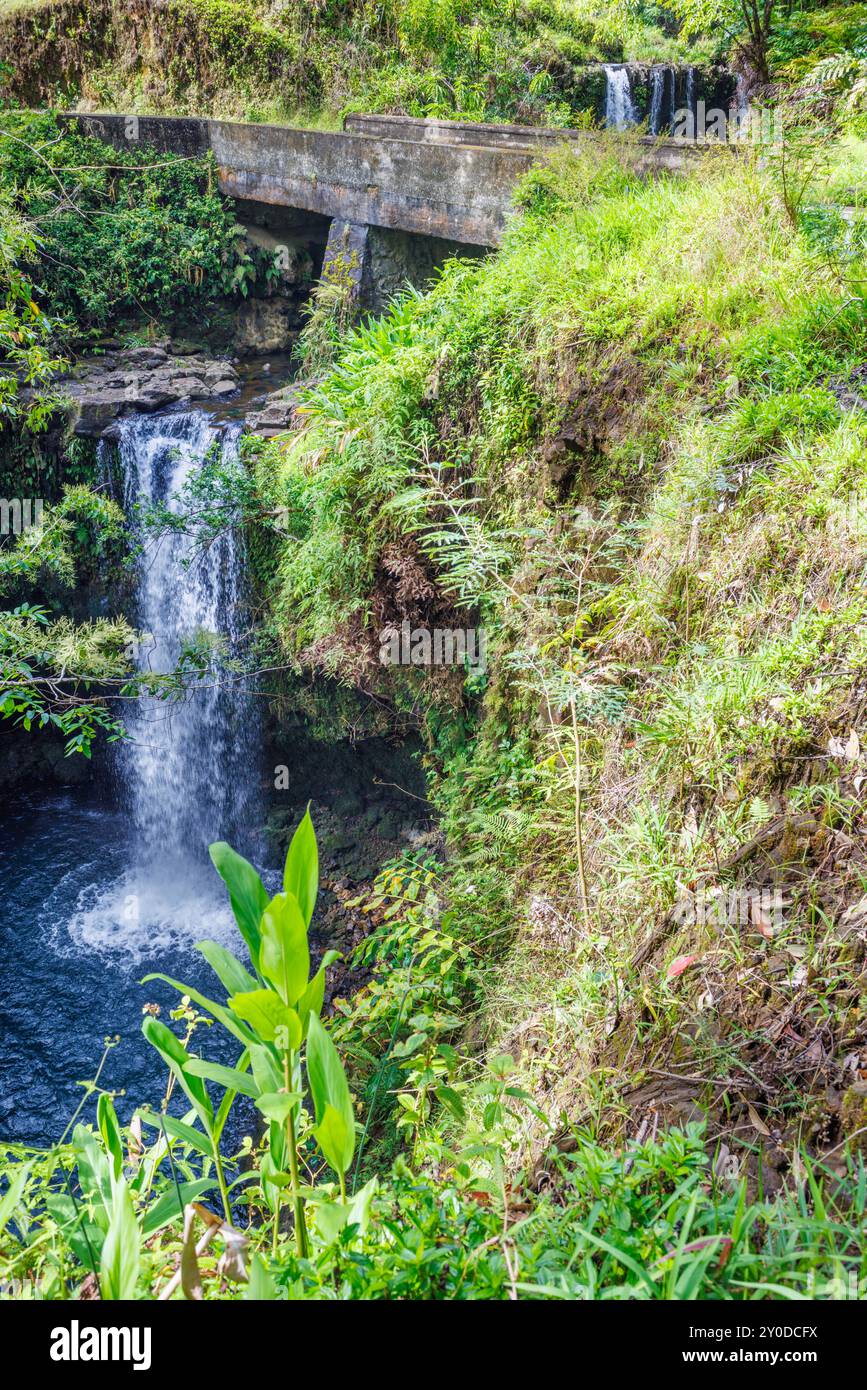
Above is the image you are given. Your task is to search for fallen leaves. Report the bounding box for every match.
[164,1203,250,1302]
[827,728,861,761]
[745,1101,771,1138]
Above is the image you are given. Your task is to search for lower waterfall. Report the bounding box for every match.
[115,411,261,864]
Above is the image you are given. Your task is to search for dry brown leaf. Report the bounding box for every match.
[750,898,775,939]
[746,1102,771,1137]
[217,1225,250,1284]
[181,1204,204,1301]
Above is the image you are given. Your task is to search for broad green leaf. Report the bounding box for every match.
[313,1178,377,1244]
[185,1058,259,1099]
[0,1162,31,1238]
[142,1180,216,1236]
[195,939,258,998]
[246,1253,279,1300]
[259,891,309,1006]
[100,1177,140,1300]
[259,1152,283,1213]
[97,1094,124,1180]
[208,841,268,963]
[314,1104,355,1179]
[73,1124,112,1227]
[307,1014,355,1176]
[249,1043,283,1095]
[257,1169,299,1188]
[313,1198,351,1245]
[297,950,341,1030]
[435,1085,466,1121]
[141,1018,213,1130]
[229,989,302,1049]
[268,1118,287,1174]
[213,1053,250,1147]
[45,1193,105,1271]
[137,1110,215,1160]
[283,808,319,927]
[254,1091,303,1123]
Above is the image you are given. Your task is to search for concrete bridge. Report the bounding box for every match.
[64,110,711,309]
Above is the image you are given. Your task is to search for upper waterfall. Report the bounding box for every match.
[604,65,637,129]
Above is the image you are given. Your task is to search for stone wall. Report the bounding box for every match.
[366,228,486,315]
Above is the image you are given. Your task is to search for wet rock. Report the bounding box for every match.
[233,296,300,355]
[169,338,205,356]
[829,364,867,414]
[57,349,241,438]
[246,382,304,435]
[333,792,364,818]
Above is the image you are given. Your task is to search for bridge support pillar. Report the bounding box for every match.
[321,219,372,309]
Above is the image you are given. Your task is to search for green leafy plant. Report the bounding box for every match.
[141,809,357,1256]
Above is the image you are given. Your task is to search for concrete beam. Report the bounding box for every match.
[63,112,723,251]
[64,112,525,246]
[343,111,720,170]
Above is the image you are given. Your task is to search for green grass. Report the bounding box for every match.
[0,0,674,124]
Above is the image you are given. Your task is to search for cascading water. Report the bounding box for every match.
[683,66,697,135]
[1,409,264,1142]
[648,65,700,139]
[685,66,697,128]
[733,73,751,139]
[649,66,667,136]
[117,412,260,866]
[604,65,637,130]
[68,410,264,957]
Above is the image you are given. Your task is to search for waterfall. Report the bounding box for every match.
[686,66,696,124]
[118,411,261,857]
[604,65,637,130]
[733,73,751,140]
[649,67,666,136]
[70,411,262,957]
[683,66,697,135]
